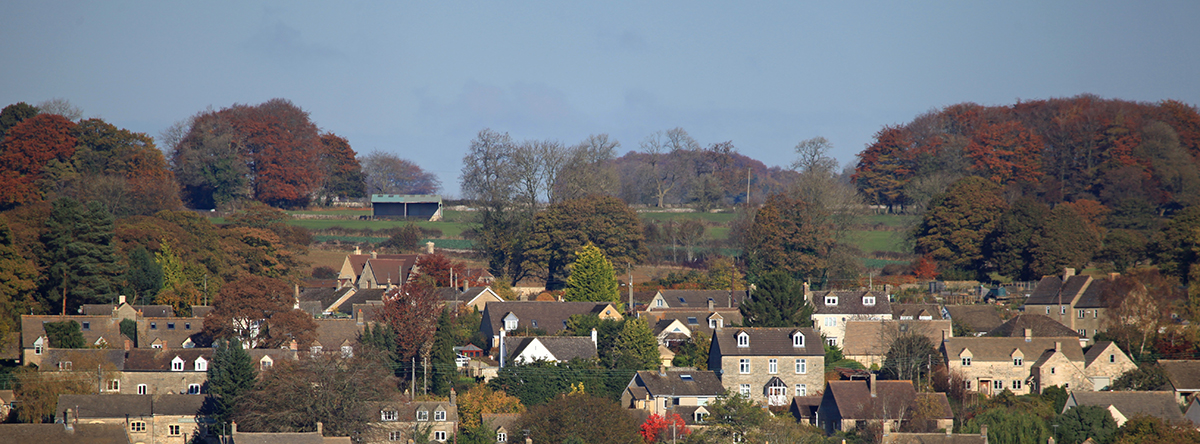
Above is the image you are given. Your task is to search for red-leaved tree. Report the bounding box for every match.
[0,114,77,207]
[638,413,689,443]
[380,279,443,362]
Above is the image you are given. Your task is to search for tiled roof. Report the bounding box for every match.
[1025,275,1093,306]
[369,399,458,423]
[299,287,354,312]
[711,327,823,357]
[1,423,131,444]
[333,289,387,315]
[943,305,1004,333]
[363,257,418,286]
[1070,391,1185,423]
[301,279,338,288]
[190,306,214,318]
[124,348,213,371]
[843,320,952,358]
[986,314,1080,338]
[825,379,919,420]
[1160,360,1200,391]
[892,304,944,320]
[138,317,208,349]
[632,370,725,397]
[654,290,748,309]
[57,394,205,418]
[482,302,618,338]
[1084,341,1124,367]
[640,308,744,331]
[231,429,325,444]
[346,253,418,277]
[672,405,712,425]
[942,337,1084,362]
[482,413,520,432]
[1075,279,1110,309]
[22,315,126,348]
[810,290,892,315]
[504,336,597,362]
[81,304,175,317]
[915,392,954,419]
[42,349,126,370]
[311,319,363,350]
[881,432,986,444]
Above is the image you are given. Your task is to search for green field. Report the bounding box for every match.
[638,211,740,223]
[852,230,910,254]
[287,219,473,238]
[858,213,918,228]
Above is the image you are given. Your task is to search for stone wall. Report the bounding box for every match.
[717,356,825,404]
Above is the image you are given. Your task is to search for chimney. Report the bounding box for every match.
[1024,328,1032,342]
[426,242,435,254]
[294,284,301,309]
[882,420,890,436]
[356,309,364,326]
[526,437,532,444]
[1063,268,1075,279]
[708,298,714,311]
[1055,341,1061,352]
[118,295,126,305]
[1048,436,1055,444]
[659,365,666,376]
[354,245,361,255]
[869,373,877,397]
[450,388,457,405]
[591,328,598,347]
[124,337,133,351]
[63,408,74,433]
[371,250,378,259]
[981,424,989,443]
[316,421,323,436]
[231,421,238,434]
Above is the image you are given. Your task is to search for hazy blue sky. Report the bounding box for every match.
[4,1,1199,197]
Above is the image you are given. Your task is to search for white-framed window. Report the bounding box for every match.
[709,318,720,329]
[389,431,404,441]
[1013,357,1023,366]
[434,410,446,421]
[1012,380,1023,390]
[695,411,708,423]
[131,421,147,432]
[961,357,971,366]
[739,384,750,396]
[169,425,181,436]
[656,299,664,308]
[824,317,835,327]
[825,296,838,306]
[992,380,1003,390]
[1051,367,1056,374]
[382,410,397,421]
[171,356,185,371]
[863,296,875,306]
[739,359,750,374]
[33,337,43,355]
[188,384,201,394]
[795,359,807,374]
[768,359,778,374]
[417,410,429,421]
[793,333,805,347]
[1060,306,1066,315]
[1045,307,1051,315]
[497,432,507,442]
[58,361,72,371]
[1078,329,1086,336]
[195,357,208,372]
[106,380,120,391]
[1078,309,1085,319]
[152,343,163,349]
[434,431,447,442]
[737,332,749,347]
[796,384,807,396]
[698,397,708,406]
[261,357,273,371]
[826,337,838,347]
[137,384,148,395]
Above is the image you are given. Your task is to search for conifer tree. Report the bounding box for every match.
[613,318,659,370]
[430,309,457,396]
[739,272,813,327]
[208,339,256,428]
[563,243,619,304]
[122,246,163,303]
[40,197,123,313]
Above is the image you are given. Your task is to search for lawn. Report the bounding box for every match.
[287,219,474,238]
[638,211,740,224]
[850,230,910,254]
[857,213,918,228]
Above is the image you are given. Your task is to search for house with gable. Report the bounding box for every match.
[809,289,892,348]
[437,286,505,312]
[1022,268,1113,341]
[1158,360,1200,404]
[817,375,955,435]
[1083,341,1137,390]
[501,335,598,365]
[57,393,209,444]
[891,304,944,321]
[481,413,520,444]
[359,256,420,289]
[309,318,364,357]
[1064,391,1186,427]
[708,327,824,406]
[22,314,126,367]
[646,290,747,311]
[336,247,419,288]
[842,319,952,369]
[943,334,1090,395]
[652,318,692,348]
[2,423,132,444]
[122,348,213,395]
[943,305,1004,336]
[40,349,126,393]
[480,301,622,350]
[138,317,208,350]
[621,369,725,418]
[364,396,458,443]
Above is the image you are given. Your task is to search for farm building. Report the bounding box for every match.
[371,194,443,220]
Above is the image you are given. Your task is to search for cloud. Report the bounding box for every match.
[243,19,344,64]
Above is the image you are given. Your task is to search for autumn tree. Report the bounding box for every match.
[1102,270,1184,359]
[563,243,620,304]
[913,176,1007,278]
[317,133,366,202]
[456,385,526,430]
[554,134,621,201]
[202,275,317,349]
[0,114,77,208]
[0,216,37,337]
[739,272,813,327]
[411,253,468,287]
[701,392,771,442]
[523,195,645,290]
[639,413,690,443]
[40,197,124,312]
[361,150,440,195]
[0,102,39,139]
[69,118,181,216]
[742,193,835,284]
[985,197,1051,280]
[854,126,914,211]
[640,128,698,208]
[966,121,1045,185]
[515,392,643,444]
[380,279,443,363]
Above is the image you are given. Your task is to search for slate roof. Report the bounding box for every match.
[810,290,892,316]
[57,394,205,418]
[345,253,418,278]
[640,308,744,331]
[943,305,1004,333]
[892,304,945,320]
[711,327,823,357]
[139,317,209,349]
[915,392,955,419]
[1025,275,1094,306]
[351,303,384,322]
[654,290,748,309]
[842,320,952,358]
[81,304,175,317]
[190,306,214,318]
[986,314,1080,338]
[1084,341,1125,367]
[1159,360,1200,391]
[369,399,458,423]
[672,405,712,425]
[299,287,355,312]
[22,315,126,348]
[503,336,598,362]
[230,429,326,444]
[824,379,920,420]
[482,412,520,433]
[942,337,1085,362]
[333,289,387,315]
[1069,391,1186,423]
[482,302,619,338]
[311,319,363,350]
[0,423,132,444]
[632,370,725,397]
[300,279,339,288]
[1074,279,1110,309]
[363,258,418,286]
[42,349,125,370]
[124,348,213,371]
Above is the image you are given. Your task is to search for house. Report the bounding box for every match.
[985,314,1082,344]
[21,314,126,366]
[1022,268,1112,341]
[309,318,364,357]
[842,320,952,369]
[942,335,1089,395]
[330,288,387,315]
[621,369,726,417]
[122,348,213,395]
[371,194,443,220]
[943,305,1003,336]
[363,397,457,443]
[461,268,496,286]
[138,317,208,349]
[501,335,597,365]
[359,257,419,289]
[880,423,987,444]
[0,423,132,444]
[57,394,208,444]
[639,307,743,337]
[892,304,945,321]
[652,319,692,347]
[298,286,357,316]
[646,290,748,311]
[708,327,824,406]
[40,349,125,393]
[1083,341,1137,390]
[1064,391,1185,427]
[480,302,623,349]
[335,249,419,289]
[1158,360,1200,404]
[481,413,520,444]
[82,301,175,318]
[808,289,892,348]
[437,287,505,312]
[230,421,349,444]
[789,395,823,425]
[816,375,954,435]
[248,349,298,372]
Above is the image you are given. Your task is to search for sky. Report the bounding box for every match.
[3,1,1199,197]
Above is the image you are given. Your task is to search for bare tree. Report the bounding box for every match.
[790,137,867,283]
[554,134,620,202]
[36,98,84,121]
[641,128,697,207]
[361,151,441,195]
[510,139,567,211]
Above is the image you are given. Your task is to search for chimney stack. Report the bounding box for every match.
[1055,341,1061,352]
[354,245,361,255]
[118,295,126,305]
[1024,328,1032,342]
[981,424,988,443]
[356,309,364,326]
[869,373,877,397]
[371,250,377,259]
[882,420,890,436]
[63,408,74,433]
[591,328,598,347]
[316,422,323,436]
[232,421,238,434]
[708,298,714,312]
[426,242,435,254]
[450,388,457,405]
[1063,268,1075,279]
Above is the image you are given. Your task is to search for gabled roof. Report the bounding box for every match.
[1074,279,1110,309]
[22,315,126,348]
[632,370,724,397]
[299,287,355,312]
[369,399,458,422]
[345,253,419,278]
[1084,341,1126,367]
[1,423,131,444]
[42,349,125,370]
[825,379,919,420]
[80,304,175,317]
[639,308,744,330]
[311,319,363,350]
[482,413,520,432]
[810,290,892,315]
[57,394,205,418]
[504,336,597,362]
[843,320,952,358]
[1069,391,1185,423]
[483,302,620,337]
[943,336,1084,362]
[711,327,822,357]
[190,306,214,318]
[124,348,213,371]
[1159,360,1200,391]
[672,405,712,425]
[892,304,944,320]
[653,290,748,309]
[138,317,208,349]
[986,314,1080,338]
[943,305,1004,333]
[363,258,417,286]
[1025,275,1093,306]
[333,289,387,315]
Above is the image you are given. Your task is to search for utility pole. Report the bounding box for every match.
[423,356,429,395]
[746,167,751,205]
[411,357,416,396]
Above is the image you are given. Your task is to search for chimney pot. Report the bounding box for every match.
[450,388,457,405]
[118,295,126,305]
[317,421,323,435]
[1024,328,1033,341]
[371,250,377,259]
[869,373,877,397]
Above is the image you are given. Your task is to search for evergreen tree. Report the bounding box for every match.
[613,318,660,370]
[122,246,163,302]
[738,272,813,327]
[430,309,457,396]
[44,320,85,348]
[120,318,138,347]
[207,339,257,428]
[0,216,37,335]
[358,323,402,376]
[563,243,619,304]
[40,198,124,313]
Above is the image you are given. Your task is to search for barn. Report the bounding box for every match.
[371,194,443,220]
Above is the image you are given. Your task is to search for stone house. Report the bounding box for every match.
[230,421,350,444]
[646,290,747,311]
[3,423,132,444]
[651,319,692,348]
[137,317,208,349]
[621,369,725,417]
[39,349,126,394]
[57,394,208,444]
[808,289,892,348]
[437,286,505,312]
[309,318,364,357]
[1064,391,1185,427]
[359,257,419,289]
[336,249,418,288]
[1083,341,1137,390]
[480,302,622,350]
[481,413,520,443]
[816,375,954,435]
[638,306,743,338]
[121,349,213,395]
[891,304,945,321]
[501,335,598,365]
[943,305,1003,336]
[1022,268,1113,341]
[21,314,126,367]
[1158,360,1200,404]
[362,397,458,443]
[985,314,1082,342]
[842,319,952,369]
[942,335,1089,395]
[708,327,824,406]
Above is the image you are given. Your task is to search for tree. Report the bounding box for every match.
[1113,414,1200,444]
[985,197,1051,281]
[13,365,92,423]
[460,129,526,280]
[961,406,1051,444]
[456,385,526,430]
[523,195,645,289]
[429,309,457,396]
[69,118,181,217]
[613,318,660,370]
[379,223,422,253]
[966,121,1044,185]
[854,126,915,211]
[639,413,690,443]
[1028,204,1103,278]
[0,114,77,207]
[1054,405,1117,444]
[554,134,621,201]
[44,320,85,348]
[40,198,124,312]
[0,216,37,337]
[913,176,1007,277]
[671,331,711,370]
[169,112,249,209]
[1150,206,1200,285]
[882,333,942,385]
[202,275,317,349]
[515,392,643,444]
[36,98,83,121]
[0,102,39,139]
[380,280,443,363]
[640,128,697,208]
[207,339,257,428]
[739,272,813,327]
[702,392,770,442]
[318,133,366,201]
[742,193,835,284]
[361,150,440,195]
[563,243,620,303]
[122,246,163,301]
[1110,363,1168,391]
[1102,270,1183,359]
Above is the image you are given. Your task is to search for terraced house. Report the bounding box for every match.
[708,327,824,406]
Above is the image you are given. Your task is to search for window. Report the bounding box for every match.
[826,337,838,347]
[687,317,698,325]
[961,357,971,366]
[261,358,273,371]
[504,319,517,331]
[530,320,538,328]
[1060,306,1066,315]
[185,322,191,330]
[795,359,807,374]
[150,322,157,330]
[695,411,708,423]
[152,343,163,349]
[768,359,778,374]
[168,322,176,330]
[793,333,805,347]
[172,357,185,371]
[1078,329,1086,336]
[188,384,201,394]
[130,421,147,432]
[824,317,835,327]
[169,425,181,436]
[709,318,721,329]
[698,397,708,406]
[195,357,208,372]
[795,384,807,396]
[434,431,447,442]
[137,384,148,395]
[497,432,507,442]
[417,410,429,421]
[863,296,875,306]
[382,410,397,421]
[739,359,750,374]
[106,380,120,391]
[656,299,664,307]
[1051,367,1056,374]
[58,361,72,371]
[992,380,1003,390]
[1094,310,1099,318]
[389,431,404,441]
[739,384,751,396]
[737,333,749,347]
[33,338,43,355]
[825,296,838,306]
[81,322,90,330]
[435,410,446,421]
[1013,357,1023,366]
[1045,307,1051,315]
[1110,354,1116,363]
[964,380,971,390]
[1012,380,1023,390]
[1078,309,1086,319]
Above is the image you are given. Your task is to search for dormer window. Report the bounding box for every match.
[34,337,44,355]
[737,332,749,347]
[1013,357,1023,366]
[792,332,805,347]
[863,296,875,306]
[381,410,397,421]
[503,313,518,331]
[260,356,273,371]
[195,357,208,372]
[171,356,185,371]
[825,296,838,306]
[417,410,429,421]
[434,410,446,421]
